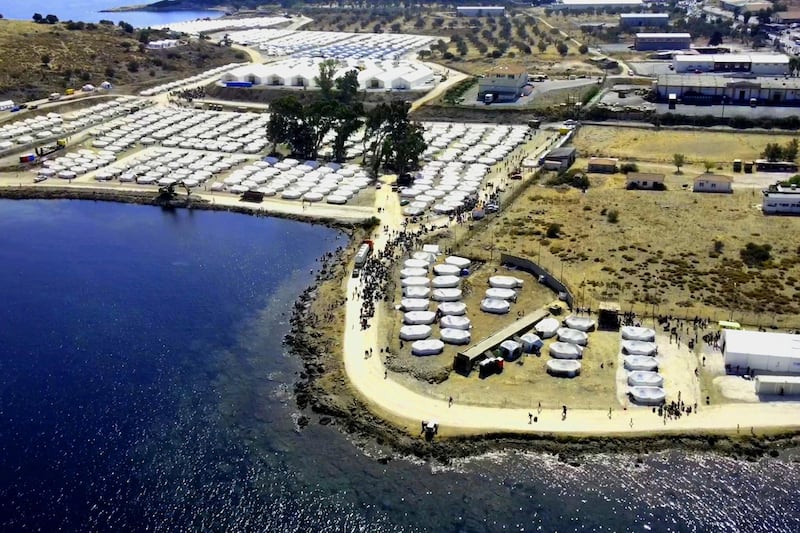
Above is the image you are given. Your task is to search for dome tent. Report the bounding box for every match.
[547,359,581,377]
[549,342,583,359]
[621,326,656,342]
[412,339,444,356]
[441,328,470,345]
[534,317,559,338]
[499,340,522,361]
[520,333,543,353]
[399,324,432,341]
[622,340,658,356]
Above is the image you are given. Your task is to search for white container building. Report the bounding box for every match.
[722,329,800,374]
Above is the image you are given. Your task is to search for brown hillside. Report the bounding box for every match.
[0,20,245,102]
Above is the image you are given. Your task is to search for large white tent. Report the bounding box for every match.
[723,329,800,374]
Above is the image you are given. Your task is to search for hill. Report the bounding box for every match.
[0,19,245,102]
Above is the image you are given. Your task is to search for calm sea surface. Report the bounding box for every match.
[0,199,798,532]
[1,1,221,27]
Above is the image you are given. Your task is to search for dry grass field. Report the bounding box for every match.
[456,129,800,328]
[0,20,244,102]
[573,126,799,167]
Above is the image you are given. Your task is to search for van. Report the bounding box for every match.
[65,88,75,95]
[49,93,61,101]
[483,93,494,104]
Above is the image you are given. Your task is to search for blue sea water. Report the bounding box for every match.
[1,1,221,27]
[0,199,799,532]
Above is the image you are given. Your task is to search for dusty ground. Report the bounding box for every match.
[0,20,244,103]
[458,129,800,326]
[572,125,798,167]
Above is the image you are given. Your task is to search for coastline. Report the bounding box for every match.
[0,186,371,230]
[100,3,228,13]
[4,187,799,463]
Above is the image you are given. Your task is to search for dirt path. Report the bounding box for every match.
[409,63,469,112]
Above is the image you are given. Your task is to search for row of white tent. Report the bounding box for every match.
[398,253,475,355]
[0,99,142,151]
[619,326,666,405]
[402,124,532,218]
[36,148,118,181]
[92,107,269,154]
[221,58,435,91]
[151,16,287,34]
[227,29,436,60]
[139,63,247,96]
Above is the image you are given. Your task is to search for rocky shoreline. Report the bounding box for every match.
[286,241,800,465]
[6,186,797,464]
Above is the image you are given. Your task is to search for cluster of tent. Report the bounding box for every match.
[140,63,246,97]
[106,149,244,186]
[398,250,476,356]
[209,158,371,203]
[221,58,435,91]
[480,275,524,316]
[93,107,267,155]
[226,29,436,60]
[37,149,118,181]
[152,16,286,35]
[5,100,138,154]
[620,326,665,405]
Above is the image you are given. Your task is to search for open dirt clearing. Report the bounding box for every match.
[572,126,798,166]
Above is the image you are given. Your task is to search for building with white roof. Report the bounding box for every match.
[762,184,800,214]
[722,329,800,374]
[221,59,435,91]
[619,13,669,28]
[456,6,505,17]
[674,54,789,75]
[557,0,643,11]
[634,32,692,51]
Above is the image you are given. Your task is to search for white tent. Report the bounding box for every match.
[547,359,581,377]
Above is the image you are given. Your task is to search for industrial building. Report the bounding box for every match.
[556,0,644,11]
[220,59,435,91]
[762,184,800,214]
[722,329,800,375]
[634,33,692,51]
[541,147,577,171]
[654,74,800,105]
[456,6,505,17]
[673,54,790,76]
[478,65,529,102]
[719,0,773,12]
[619,13,670,28]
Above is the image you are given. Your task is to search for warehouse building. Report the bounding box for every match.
[619,13,670,28]
[673,54,790,76]
[722,329,800,375]
[456,6,505,17]
[556,0,644,11]
[654,74,800,105]
[755,375,800,396]
[634,33,692,51]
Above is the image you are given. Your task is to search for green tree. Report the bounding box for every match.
[266,95,303,154]
[45,14,58,24]
[537,40,547,53]
[32,13,43,23]
[784,138,799,161]
[578,43,589,54]
[673,153,685,174]
[556,42,569,56]
[314,59,339,101]
[40,53,51,66]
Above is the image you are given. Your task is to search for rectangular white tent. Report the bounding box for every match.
[722,329,800,374]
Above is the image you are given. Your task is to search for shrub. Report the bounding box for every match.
[127,60,139,72]
[740,243,771,267]
[607,210,619,223]
[546,223,562,238]
[620,162,638,174]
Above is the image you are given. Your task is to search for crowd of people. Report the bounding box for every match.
[170,87,207,102]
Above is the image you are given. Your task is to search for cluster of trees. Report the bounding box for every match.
[266,60,426,176]
[32,13,59,24]
[740,242,772,268]
[762,139,799,162]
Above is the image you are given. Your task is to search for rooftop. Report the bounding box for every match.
[588,157,619,165]
[562,0,643,4]
[636,32,692,39]
[675,53,789,64]
[486,64,526,76]
[723,329,800,360]
[547,147,577,158]
[620,12,669,17]
[656,74,800,89]
[695,173,733,183]
[626,172,665,181]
